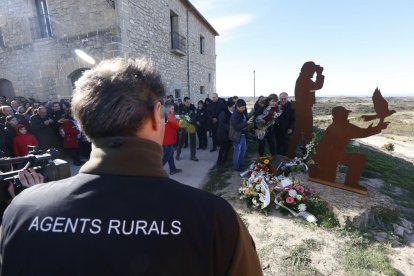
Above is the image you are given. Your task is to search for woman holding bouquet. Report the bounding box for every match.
[253,94,281,157]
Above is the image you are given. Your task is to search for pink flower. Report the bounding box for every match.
[286,197,295,204]
[309,188,316,195]
[296,185,305,194]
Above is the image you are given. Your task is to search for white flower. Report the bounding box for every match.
[298,203,307,212]
[281,178,293,188]
[255,184,261,191]
[288,189,297,198]
[296,195,303,201]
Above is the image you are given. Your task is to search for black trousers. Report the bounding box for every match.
[196,129,208,149]
[258,128,276,157]
[211,125,218,149]
[217,140,232,165]
[176,130,196,158]
[274,125,290,156]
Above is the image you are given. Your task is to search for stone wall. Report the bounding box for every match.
[116,0,217,103]
[187,10,216,104]
[0,0,119,100]
[0,0,217,101]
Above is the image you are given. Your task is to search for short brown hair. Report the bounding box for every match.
[72,58,165,140]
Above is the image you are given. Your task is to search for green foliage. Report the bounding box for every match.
[306,197,340,228]
[285,239,321,266]
[382,143,395,152]
[202,164,232,193]
[345,144,414,220]
[342,243,398,276]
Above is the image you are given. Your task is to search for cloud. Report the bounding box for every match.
[190,0,218,13]
[211,14,254,34]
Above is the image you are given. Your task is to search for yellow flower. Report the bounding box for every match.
[263,159,270,165]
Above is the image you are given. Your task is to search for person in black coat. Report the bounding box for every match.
[274,92,296,156]
[206,93,225,152]
[30,106,58,151]
[195,100,208,150]
[216,100,235,166]
[176,97,198,161]
[253,95,277,157]
[3,116,18,157]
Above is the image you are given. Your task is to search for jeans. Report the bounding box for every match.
[163,145,176,170]
[233,134,247,170]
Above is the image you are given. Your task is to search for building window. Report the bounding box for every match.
[208,73,211,83]
[170,11,186,55]
[200,86,205,94]
[174,89,181,99]
[35,0,52,38]
[0,28,5,47]
[200,35,205,54]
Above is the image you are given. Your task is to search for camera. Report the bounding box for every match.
[0,147,71,195]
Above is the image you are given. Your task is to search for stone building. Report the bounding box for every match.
[0,0,218,102]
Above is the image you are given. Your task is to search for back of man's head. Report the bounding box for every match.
[72,58,165,140]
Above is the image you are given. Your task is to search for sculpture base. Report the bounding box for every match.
[294,173,400,228]
[308,177,368,196]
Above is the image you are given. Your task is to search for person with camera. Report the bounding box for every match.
[288,61,325,158]
[0,58,262,276]
[0,168,44,223]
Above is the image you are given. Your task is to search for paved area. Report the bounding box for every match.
[68,138,218,190]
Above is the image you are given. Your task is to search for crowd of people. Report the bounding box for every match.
[161,91,296,174]
[0,96,90,166]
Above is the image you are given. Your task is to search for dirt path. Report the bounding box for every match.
[358,134,414,163]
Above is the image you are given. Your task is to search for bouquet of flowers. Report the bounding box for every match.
[178,114,196,134]
[239,177,274,211]
[275,181,316,214]
[254,106,282,140]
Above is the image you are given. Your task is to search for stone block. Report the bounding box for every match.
[393,224,405,237]
[297,173,400,228]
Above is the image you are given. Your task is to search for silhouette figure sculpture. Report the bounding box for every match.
[361,88,396,123]
[288,61,325,158]
[308,106,390,195]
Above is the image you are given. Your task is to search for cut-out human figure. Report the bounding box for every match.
[288,61,324,158]
[309,106,389,193]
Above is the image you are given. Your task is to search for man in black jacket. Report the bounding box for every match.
[0,58,262,276]
[3,115,18,157]
[207,93,225,152]
[176,97,198,161]
[30,106,57,151]
[274,92,296,156]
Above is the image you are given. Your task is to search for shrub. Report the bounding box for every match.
[382,143,395,152]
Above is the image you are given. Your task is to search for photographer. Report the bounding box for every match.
[0,58,262,275]
[0,168,44,220]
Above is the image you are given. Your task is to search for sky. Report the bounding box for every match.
[191,0,414,97]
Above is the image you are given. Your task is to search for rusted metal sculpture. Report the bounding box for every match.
[288,61,325,158]
[308,89,394,195]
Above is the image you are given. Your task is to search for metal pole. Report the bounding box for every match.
[253,70,256,102]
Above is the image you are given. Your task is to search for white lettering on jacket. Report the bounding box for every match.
[27,216,182,236]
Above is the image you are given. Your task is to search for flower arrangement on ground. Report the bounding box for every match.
[239,177,274,211]
[275,181,316,214]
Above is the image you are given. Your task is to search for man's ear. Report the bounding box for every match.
[151,101,163,130]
